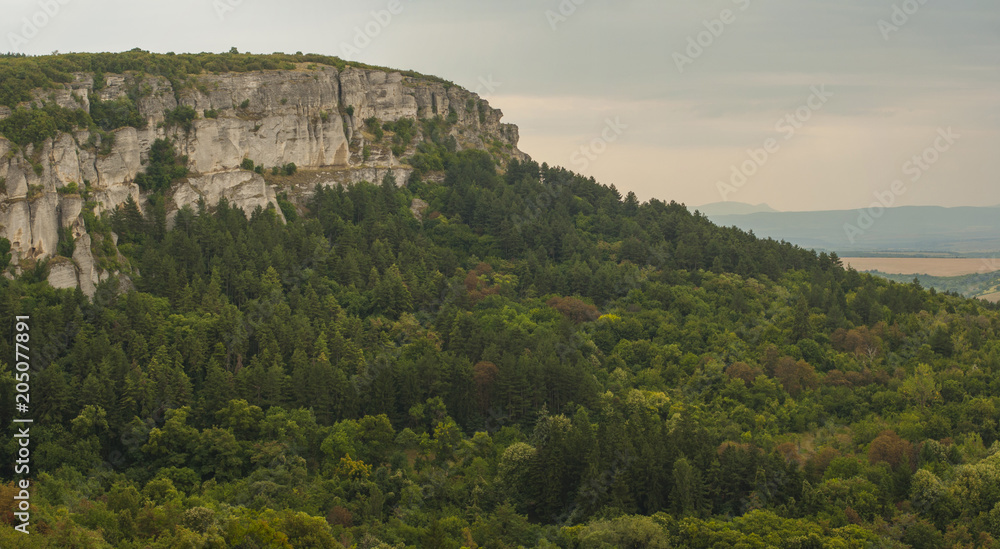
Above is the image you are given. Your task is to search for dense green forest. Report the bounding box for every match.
[3,68,1000,548]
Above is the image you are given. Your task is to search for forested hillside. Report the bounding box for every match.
[2,80,1000,548]
[868,270,1000,305]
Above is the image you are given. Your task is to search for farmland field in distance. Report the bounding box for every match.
[842,257,1000,303]
[842,257,1000,277]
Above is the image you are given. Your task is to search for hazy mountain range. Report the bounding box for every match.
[694,202,778,217]
[697,204,1000,256]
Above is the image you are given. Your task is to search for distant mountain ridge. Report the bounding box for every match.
[705,205,1000,256]
[694,201,778,217]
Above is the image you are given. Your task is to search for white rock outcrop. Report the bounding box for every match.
[1,64,527,296]
[47,259,79,291]
[171,171,285,223]
[72,233,99,298]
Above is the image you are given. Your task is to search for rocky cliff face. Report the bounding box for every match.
[0,64,526,295]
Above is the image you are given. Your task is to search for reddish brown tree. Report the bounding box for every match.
[804,447,839,480]
[775,442,801,466]
[774,357,819,396]
[546,296,600,324]
[831,326,883,362]
[473,361,499,414]
[868,430,914,471]
[327,505,353,527]
[725,362,761,387]
[465,263,500,304]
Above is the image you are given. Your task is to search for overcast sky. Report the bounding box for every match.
[5,0,999,211]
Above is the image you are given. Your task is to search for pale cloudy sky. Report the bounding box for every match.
[4,0,998,211]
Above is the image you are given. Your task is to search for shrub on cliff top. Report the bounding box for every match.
[90,96,146,131]
[0,51,455,109]
[0,103,91,146]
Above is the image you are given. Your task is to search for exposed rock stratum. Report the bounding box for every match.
[0,64,526,295]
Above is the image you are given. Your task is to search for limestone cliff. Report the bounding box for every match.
[0,63,526,295]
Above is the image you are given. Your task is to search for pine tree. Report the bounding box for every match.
[792,295,811,341]
[671,456,705,517]
[199,360,235,419]
[373,264,413,319]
